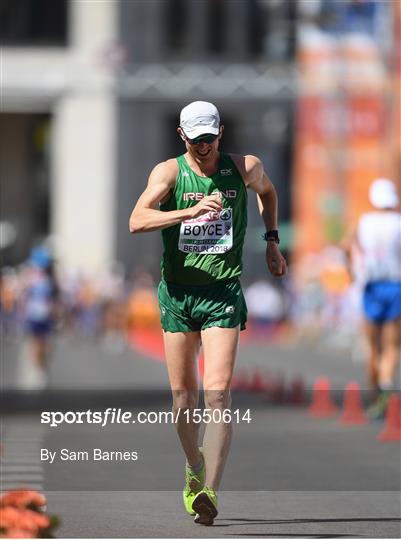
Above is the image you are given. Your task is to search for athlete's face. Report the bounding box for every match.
[178,127,224,162]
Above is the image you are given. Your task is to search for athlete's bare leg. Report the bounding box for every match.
[379,317,401,389]
[163,331,202,467]
[364,320,381,389]
[29,336,47,370]
[201,325,240,490]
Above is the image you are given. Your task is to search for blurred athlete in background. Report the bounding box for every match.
[21,246,59,389]
[344,178,401,419]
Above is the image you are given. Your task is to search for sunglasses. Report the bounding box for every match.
[185,133,219,145]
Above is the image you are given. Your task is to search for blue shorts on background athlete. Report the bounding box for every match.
[363,281,401,323]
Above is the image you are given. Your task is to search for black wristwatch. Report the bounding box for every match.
[262,230,280,244]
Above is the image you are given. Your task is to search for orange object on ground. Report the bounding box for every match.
[377,394,401,442]
[339,381,367,425]
[309,377,338,417]
[250,369,266,393]
[231,370,249,392]
[288,377,306,405]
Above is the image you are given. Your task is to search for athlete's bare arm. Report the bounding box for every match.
[231,154,287,277]
[129,160,222,233]
[340,224,359,280]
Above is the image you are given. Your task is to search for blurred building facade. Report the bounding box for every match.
[292,0,399,262]
[1,0,295,278]
[2,0,119,271]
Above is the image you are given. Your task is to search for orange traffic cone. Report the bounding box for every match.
[339,382,367,425]
[270,374,286,404]
[262,372,275,402]
[231,369,249,392]
[288,377,306,406]
[231,373,241,391]
[250,369,266,393]
[377,394,401,442]
[309,377,338,417]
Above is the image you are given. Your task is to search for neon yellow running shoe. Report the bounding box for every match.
[183,448,205,516]
[367,391,390,421]
[192,486,218,526]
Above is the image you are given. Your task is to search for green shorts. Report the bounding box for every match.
[158,278,248,333]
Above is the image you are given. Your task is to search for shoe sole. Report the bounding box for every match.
[192,493,218,526]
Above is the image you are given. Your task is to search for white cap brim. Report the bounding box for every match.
[181,125,219,139]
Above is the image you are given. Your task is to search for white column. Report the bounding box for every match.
[69,0,119,53]
[51,95,116,272]
[51,0,119,273]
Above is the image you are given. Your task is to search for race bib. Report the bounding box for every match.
[178,208,233,255]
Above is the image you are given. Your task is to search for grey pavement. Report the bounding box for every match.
[1,329,376,393]
[1,331,169,391]
[2,405,401,538]
[48,491,401,538]
[236,341,367,391]
[1,332,401,537]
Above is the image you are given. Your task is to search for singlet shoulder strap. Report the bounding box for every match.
[176,154,188,171]
[222,153,247,184]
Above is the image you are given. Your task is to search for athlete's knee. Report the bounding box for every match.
[204,389,232,410]
[172,389,198,414]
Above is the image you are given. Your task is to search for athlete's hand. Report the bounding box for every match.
[189,194,222,218]
[266,242,287,277]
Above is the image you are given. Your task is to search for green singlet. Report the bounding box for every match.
[160,152,248,286]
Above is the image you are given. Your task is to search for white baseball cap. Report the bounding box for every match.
[180,101,220,139]
[369,178,399,209]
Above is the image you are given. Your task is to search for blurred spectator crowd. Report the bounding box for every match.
[0,243,365,352]
[0,252,159,349]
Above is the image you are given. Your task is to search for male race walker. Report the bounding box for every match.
[344,178,401,419]
[129,101,287,525]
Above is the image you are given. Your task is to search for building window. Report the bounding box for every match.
[164,0,188,51]
[250,0,296,61]
[0,0,68,46]
[162,0,295,61]
[207,0,225,54]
